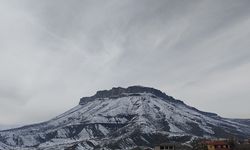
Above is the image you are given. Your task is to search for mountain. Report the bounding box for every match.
[0,124,23,131]
[0,86,249,150]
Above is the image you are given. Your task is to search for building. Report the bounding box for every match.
[204,140,232,150]
[154,142,191,150]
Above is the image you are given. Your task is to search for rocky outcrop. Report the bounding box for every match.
[79,85,176,105]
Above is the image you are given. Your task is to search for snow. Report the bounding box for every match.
[98,124,109,136]
[78,128,93,139]
[169,123,184,133]
[1,91,250,149]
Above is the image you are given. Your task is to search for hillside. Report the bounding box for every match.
[0,86,249,149]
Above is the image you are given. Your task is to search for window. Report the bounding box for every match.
[169,146,173,149]
[160,146,164,150]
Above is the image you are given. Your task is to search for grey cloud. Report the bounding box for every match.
[0,0,250,125]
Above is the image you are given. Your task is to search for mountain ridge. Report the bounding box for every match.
[0,86,249,149]
[79,86,177,105]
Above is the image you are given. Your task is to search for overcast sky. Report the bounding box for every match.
[0,0,250,128]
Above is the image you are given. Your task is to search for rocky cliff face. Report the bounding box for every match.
[79,86,176,105]
[0,86,249,150]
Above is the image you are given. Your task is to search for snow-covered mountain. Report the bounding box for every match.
[0,124,23,131]
[0,86,249,149]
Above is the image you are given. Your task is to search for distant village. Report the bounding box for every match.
[131,138,250,150]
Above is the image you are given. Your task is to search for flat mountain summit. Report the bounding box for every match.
[0,86,249,150]
[79,86,176,105]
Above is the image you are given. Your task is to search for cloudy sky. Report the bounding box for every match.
[0,0,250,128]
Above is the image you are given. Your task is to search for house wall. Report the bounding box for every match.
[207,144,215,150]
[154,145,175,150]
[207,144,231,150]
[235,144,250,150]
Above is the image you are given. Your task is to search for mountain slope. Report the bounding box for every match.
[0,86,249,149]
